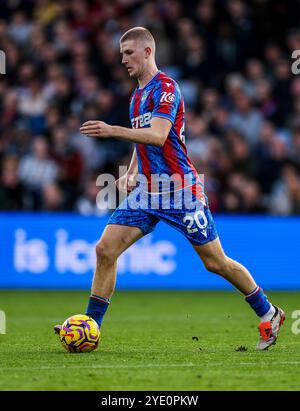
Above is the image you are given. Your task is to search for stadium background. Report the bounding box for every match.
[0,0,299,290]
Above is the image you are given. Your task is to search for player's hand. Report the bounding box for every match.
[79,121,113,138]
[116,173,137,193]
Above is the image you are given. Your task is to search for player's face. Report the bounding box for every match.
[120,40,145,79]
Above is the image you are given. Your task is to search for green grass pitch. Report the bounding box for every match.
[0,290,299,391]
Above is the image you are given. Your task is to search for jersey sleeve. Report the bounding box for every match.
[151,80,181,124]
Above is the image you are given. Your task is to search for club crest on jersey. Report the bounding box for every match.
[141,90,150,105]
[160,91,175,103]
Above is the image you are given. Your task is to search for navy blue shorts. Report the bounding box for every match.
[107,184,218,246]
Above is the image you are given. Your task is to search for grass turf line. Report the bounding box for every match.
[0,290,299,390]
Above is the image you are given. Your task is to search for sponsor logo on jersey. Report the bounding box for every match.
[160,91,175,103]
[131,112,152,128]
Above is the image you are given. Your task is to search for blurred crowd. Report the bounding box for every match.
[1,0,300,215]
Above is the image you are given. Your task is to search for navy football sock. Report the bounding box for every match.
[245,286,272,317]
[86,294,110,328]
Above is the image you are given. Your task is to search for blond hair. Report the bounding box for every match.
[120,27,156,55]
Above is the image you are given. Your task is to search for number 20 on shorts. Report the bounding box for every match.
[183,210,208,234]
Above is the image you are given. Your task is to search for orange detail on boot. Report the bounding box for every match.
[258,321,273,341]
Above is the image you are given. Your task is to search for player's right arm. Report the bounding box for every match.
[80,116,171,147]
[80,81,180,146]
[115,148,138,193]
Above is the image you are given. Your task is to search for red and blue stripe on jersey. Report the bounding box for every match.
[129,71,202,193]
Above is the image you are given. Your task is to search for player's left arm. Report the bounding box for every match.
[80,117,172,147]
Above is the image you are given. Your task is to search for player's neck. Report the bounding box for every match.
[138,67,159,89]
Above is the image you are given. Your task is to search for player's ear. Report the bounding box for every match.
[144,46,152,59]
